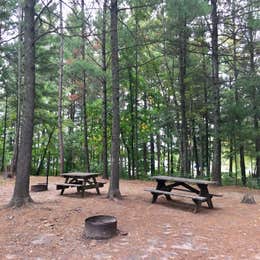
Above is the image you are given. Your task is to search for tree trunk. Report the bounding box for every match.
[241,193,256,204]
[211,0,221,184]
[143,91,148,175]
[192,119,200,177]
[46,151,50,185]
[256,129,260,178]
[108,0,121,199]
[81,0,90,172]
[234,139,238,185]
[35,129,54,176]
[1,94,8,172]
[66,93,76,172]
[9,0,35,207]
[102,0,108,179]
[150,134,155,176]
[121,132,131,178]
[203,54,210,178]
[58,0,64,174]
[240,145,246,186]
[229,138,233,176]
[10,4,23,175]
[231,0,246,184]
[156,134,161,175]
[128,66,135,178]
[179,17,189,175]
[247,4,260,178]
[162,146,166,173]
[134,13,139,178]
[170,137,174,175]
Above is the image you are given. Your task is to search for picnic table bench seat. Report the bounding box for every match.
[56,182,105,189]
[144,188,208,201]
[144,188,208,213]
[56,183,83,189]
[168,187,223,197]
[96,179,107,187]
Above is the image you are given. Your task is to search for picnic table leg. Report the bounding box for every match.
[192,199,202,213]
[80,179,88,197]
[93,177,100,195]
[206,197,213,208]
[165,195,172,201]
[152,193,159,203]
[60,177,69,195]
[79,186,84,197]
[198,184,214,209]
[153,180,172,202]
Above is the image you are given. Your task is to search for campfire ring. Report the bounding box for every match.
[85,215,117,240]
[31,183,48,192]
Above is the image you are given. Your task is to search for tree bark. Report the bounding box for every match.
[108,0,121,199]
[102,0,108,179]
[128,66,135,178]
[46,151,50,186]
[81,0,90,172]
[134,12,139,178]
[240,145,246,186]
[231,0,246,185]
[1,94,8,172]
[150,134,155,176]
[143,91,148,174]
[9,0,35,207]
[58,0,64,174]
[229,138,233,176]
[203,54,210,178]
[247,2,260,178]
[211,0,221,184]
[35,129,54,176]
[156,134,161,175]
[66,91,76,172]
[121,131,131,178]
[179,17,189,175]
[170,137,174,175]
[192,118,200,177]
[10,4,23,175]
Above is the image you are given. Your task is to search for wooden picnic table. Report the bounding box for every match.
[145,175,221,213]
[56,172,106,197]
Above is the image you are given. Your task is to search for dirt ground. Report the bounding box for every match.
[0,176,260,260]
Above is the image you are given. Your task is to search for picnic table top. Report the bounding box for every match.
[60,172,100,178]
[151,175,217,185]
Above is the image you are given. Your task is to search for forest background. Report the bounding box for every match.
[0,0,259,196]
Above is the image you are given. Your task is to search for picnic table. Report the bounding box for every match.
[145,175,221,213]
[56,172,106,197]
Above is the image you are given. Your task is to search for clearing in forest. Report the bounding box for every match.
[0,176,260,259]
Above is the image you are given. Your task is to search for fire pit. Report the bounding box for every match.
[85,215,117,240]
[31,183,48,192]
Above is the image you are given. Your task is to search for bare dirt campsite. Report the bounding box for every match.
[1,176,260,260]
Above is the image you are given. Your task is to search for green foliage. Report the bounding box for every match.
[166,0,210,25]
[65,59,103,78]
[0,0,259,189]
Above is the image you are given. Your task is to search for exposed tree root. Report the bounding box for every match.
[107,189,122,200]
[241,193,256,204]
[7,196,34,208]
